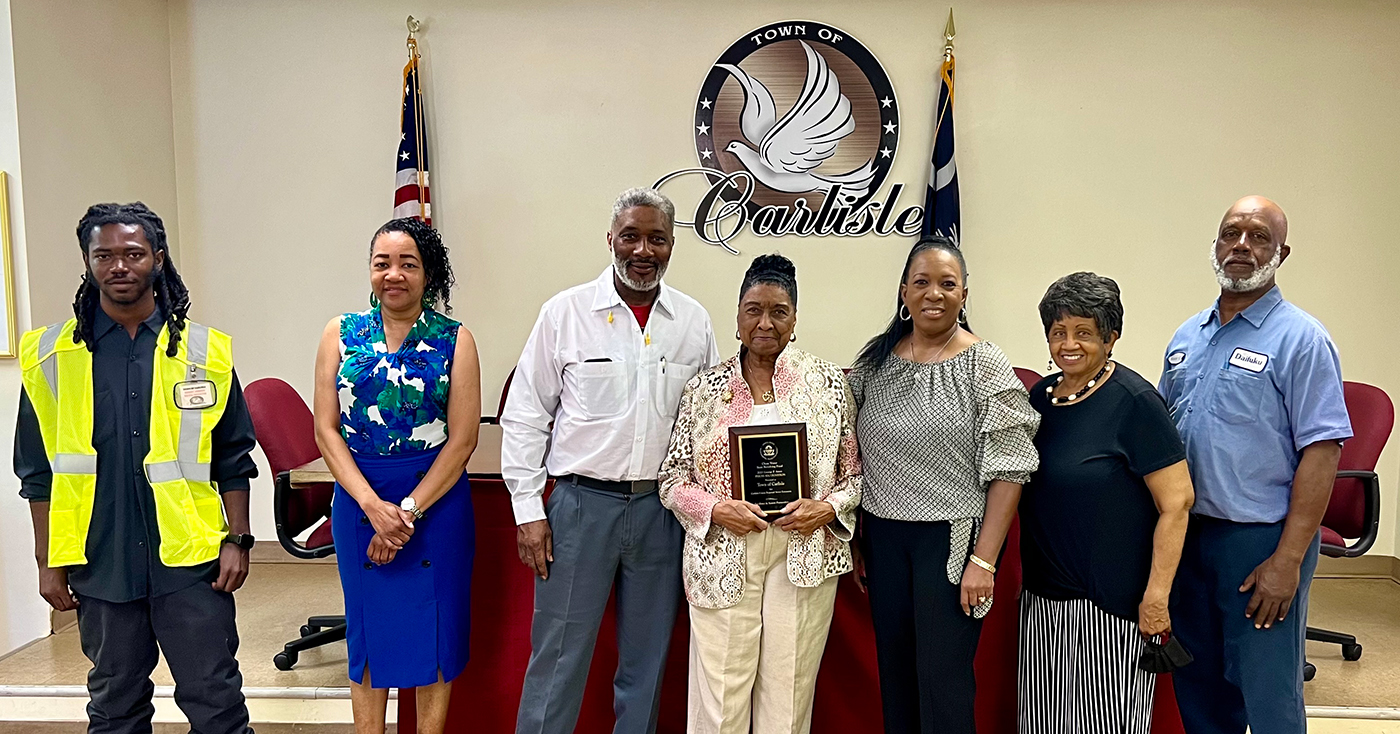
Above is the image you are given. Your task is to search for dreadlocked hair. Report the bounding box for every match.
[371,218,456,314]
[73,202,190,357]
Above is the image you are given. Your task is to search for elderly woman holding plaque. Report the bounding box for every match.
[659,254,861,734]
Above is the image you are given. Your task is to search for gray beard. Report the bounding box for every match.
[613,256,665,292]
[1212,244,1281,293]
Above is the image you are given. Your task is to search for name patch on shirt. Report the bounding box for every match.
[1167,351,1186,366]
[1228,348,1269,373]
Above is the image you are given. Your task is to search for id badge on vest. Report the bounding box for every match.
[174,380,218,410]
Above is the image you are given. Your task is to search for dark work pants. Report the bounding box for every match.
[76,582,252,734]
[1170,516,1319,734]
[862,514,982,734]
[515,478,684,734]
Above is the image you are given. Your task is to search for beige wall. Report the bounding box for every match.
[0,0,178,654]
[11,0,180,327]
[169,0,1400,552]
[0,0,49,654]
[0,0,1394,657]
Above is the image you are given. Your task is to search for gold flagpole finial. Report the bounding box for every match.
[943,8,956,60]
[407,15,421,37]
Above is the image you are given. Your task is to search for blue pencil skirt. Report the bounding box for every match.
[331,446,475,688]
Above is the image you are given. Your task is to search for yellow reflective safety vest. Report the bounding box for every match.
[19,318,235,568]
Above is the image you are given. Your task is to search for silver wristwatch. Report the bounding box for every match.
[400,496,425,521]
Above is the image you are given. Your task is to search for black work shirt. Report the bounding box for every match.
[13,308,258,603]
[1018,365,1186,622]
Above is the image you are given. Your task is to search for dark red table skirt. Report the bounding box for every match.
[400,482,1185,733]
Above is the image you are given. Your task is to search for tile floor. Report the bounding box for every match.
[0,563,1395,727]
[0,562,348,690]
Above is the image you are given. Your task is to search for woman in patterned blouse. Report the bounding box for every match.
[850,236,1039,734]
[312,218,481,734]
[659,254,861,734]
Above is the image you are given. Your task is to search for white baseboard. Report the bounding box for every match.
[0,686,395,724]
[1315,554,1400,582]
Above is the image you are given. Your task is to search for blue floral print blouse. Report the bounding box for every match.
[337,307,459,455]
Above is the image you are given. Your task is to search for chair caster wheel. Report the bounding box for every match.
[300,624,315,638]
[1303,662,1316,681]
[1343,644,1363,661]
[273,651,297,671]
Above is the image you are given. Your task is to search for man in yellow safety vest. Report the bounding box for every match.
[15,202,260,734]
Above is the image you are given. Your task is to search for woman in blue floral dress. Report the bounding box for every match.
[312,218,481,733]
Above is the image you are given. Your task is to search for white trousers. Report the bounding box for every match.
[686,526,839,734]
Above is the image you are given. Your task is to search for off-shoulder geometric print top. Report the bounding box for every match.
[849,340,1039,615]
[337,307,460,455]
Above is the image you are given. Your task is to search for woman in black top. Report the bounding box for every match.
[1018,272,1195,734]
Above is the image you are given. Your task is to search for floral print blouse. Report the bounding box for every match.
[337,307,459,455]
[659,347,863,610]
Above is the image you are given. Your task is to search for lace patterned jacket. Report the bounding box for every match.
[659,348,862,610]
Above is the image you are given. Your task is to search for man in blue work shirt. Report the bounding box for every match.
[1160,195,1351,734]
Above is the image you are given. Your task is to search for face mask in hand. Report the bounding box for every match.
[1138,635,1193,674]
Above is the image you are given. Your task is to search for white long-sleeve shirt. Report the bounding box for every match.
[501,268,719,524]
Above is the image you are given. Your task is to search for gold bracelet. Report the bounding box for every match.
[968,554,997,575]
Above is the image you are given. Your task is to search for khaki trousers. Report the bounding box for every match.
[687,526,840,734]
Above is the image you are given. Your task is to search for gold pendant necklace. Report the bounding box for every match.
[742,359,776,403]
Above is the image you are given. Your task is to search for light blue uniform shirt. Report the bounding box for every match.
[1159,286,1352,523]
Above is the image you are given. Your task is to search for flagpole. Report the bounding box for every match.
[944,8,956,61]
[406,15,428,223]
[923,7,960,241]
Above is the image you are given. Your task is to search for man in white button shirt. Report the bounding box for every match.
[504,187,719,734]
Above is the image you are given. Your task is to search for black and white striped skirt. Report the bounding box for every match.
[1017,591,1157,734]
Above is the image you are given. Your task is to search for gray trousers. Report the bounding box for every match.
[516,478,684,734]
[76,582,252,734]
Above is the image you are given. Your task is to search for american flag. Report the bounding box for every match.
[394,46,431,224]
[921,47,958,243]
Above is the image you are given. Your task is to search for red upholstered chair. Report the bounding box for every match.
[482,367,516,425]
[244,378,346,670]
[1013,367,1042,392]
[1303,380,1394,680]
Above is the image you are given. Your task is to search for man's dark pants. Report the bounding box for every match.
[1171,516,1320,734]
[76,581,252,734]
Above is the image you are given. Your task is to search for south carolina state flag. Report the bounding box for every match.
[922,52,958,243]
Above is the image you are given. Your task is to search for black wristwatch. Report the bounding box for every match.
[224,533,255,551]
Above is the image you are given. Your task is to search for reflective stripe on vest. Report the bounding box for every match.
[146,323,214,485]
[35,323,62,399]
[50,454,98,474]
[20,318,234,568]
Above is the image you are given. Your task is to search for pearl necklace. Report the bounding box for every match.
[1047,362,1110,405]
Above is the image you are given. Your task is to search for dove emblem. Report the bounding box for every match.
[716,41,878,206]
